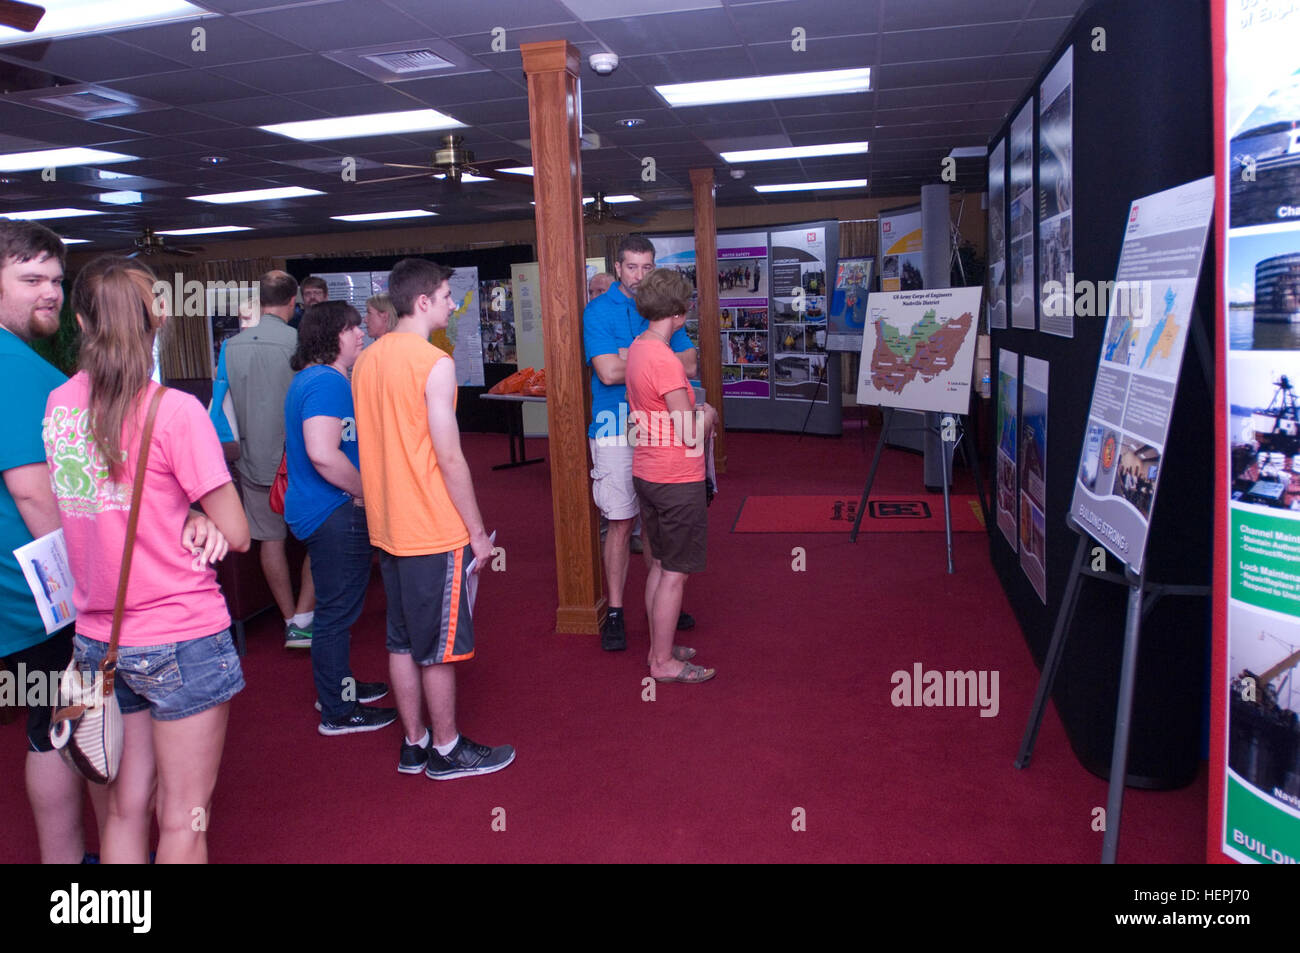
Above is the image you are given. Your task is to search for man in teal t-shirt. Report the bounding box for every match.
[0,220,93,863]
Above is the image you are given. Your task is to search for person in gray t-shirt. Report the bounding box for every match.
[224,270,316,646]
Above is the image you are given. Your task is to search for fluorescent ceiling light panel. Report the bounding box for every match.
[98,191,142,205]
[948,147,986,159]
[657,67,870,107]
[0,0,208,47]
[189,187,324,204]
[583,195,640,204]
[61,239,91,244]
[331,210,438,222]
[720,142,869,163]
[0,147,136,172]
[0,208,104,220]
[753,179,868,193]
[156,226,252,236]
[498,166,533,176]
[260,109,464,142]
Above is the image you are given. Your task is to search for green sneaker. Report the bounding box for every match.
[285,623,312,648]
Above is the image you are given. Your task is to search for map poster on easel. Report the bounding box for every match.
[855,287,983,414]
[1069,175,1214,573]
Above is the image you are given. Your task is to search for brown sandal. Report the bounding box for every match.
[653,661,716,684]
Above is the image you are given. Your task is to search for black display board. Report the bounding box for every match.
[987,0,1213,787]
[287,245,534,434]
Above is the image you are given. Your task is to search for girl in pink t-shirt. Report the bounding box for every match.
[627,269,717,684]
[43,256,250,864]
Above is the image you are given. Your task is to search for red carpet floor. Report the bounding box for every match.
[0,422,1207,863]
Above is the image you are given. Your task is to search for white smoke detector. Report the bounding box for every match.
[589,52,619,75]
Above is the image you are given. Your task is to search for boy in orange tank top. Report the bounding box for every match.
[352,258,515,779]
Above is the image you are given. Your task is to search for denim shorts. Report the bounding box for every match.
[73,630,245,721]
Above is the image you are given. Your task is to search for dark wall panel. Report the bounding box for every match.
[987,0,1213,786]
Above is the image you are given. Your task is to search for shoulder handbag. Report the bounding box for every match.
[49,386,167,785]
[268,450,288,514]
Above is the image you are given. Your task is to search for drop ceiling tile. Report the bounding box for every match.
[880,0,1033,32]
[208,54,370,93]
[188,95,331,124]
[585,8,740,54]
[450,23,598,56]
[387,0,578,36]
[988,51,1049,80]
[0,37,189,82]
[1030,0,1091,16]
[114,17,307,66]
[875,82,989,108]
[479,120,535,141]
[288,83,429,114]
[438,98,531,124]
[744,37,877,74]
[108,70,263,107]
[880,24,1012,63]
[99,109,239,136]
[581,84,668,115]
[177,128,289,149]
[394,71,524,107]
[771,92,872,117]
[780,112,875,135]
[1013,16,1076,50]
[620,46,754,86]
[878,58,996,88]
[681,102,779,126]
[183,0,323,12]
[730,0,881,41]
[875,101,1009,124]
[242,2,433,49]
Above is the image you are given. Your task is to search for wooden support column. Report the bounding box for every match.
[521,40,604,635]
[690,167,727,473]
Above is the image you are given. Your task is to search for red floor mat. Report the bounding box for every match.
[731,494,987,533]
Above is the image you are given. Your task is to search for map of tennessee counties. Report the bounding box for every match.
[870,308,974,394]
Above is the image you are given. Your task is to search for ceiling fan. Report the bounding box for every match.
[584,191,651,226]
[0,1,43,32]
[122,227,202,259]
[362,134,533,189]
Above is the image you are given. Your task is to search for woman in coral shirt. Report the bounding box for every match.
[625,269,717,684]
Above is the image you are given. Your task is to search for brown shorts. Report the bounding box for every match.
[633,477,707,574]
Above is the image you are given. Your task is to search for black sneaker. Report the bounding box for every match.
[399,733,431,774]
[318,705,398,736]
[601,611,626,651]
[425,735,516,780]
[314,680,389,711]
[676,612,695,631]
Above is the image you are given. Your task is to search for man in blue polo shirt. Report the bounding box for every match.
[0,220,93,862]
[584,235,698,652]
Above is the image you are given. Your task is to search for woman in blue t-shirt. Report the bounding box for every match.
[284,302,395,735]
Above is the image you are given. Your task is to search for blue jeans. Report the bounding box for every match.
[302,501,372,721]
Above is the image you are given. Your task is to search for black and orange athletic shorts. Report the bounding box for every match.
[379,547,476,664]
